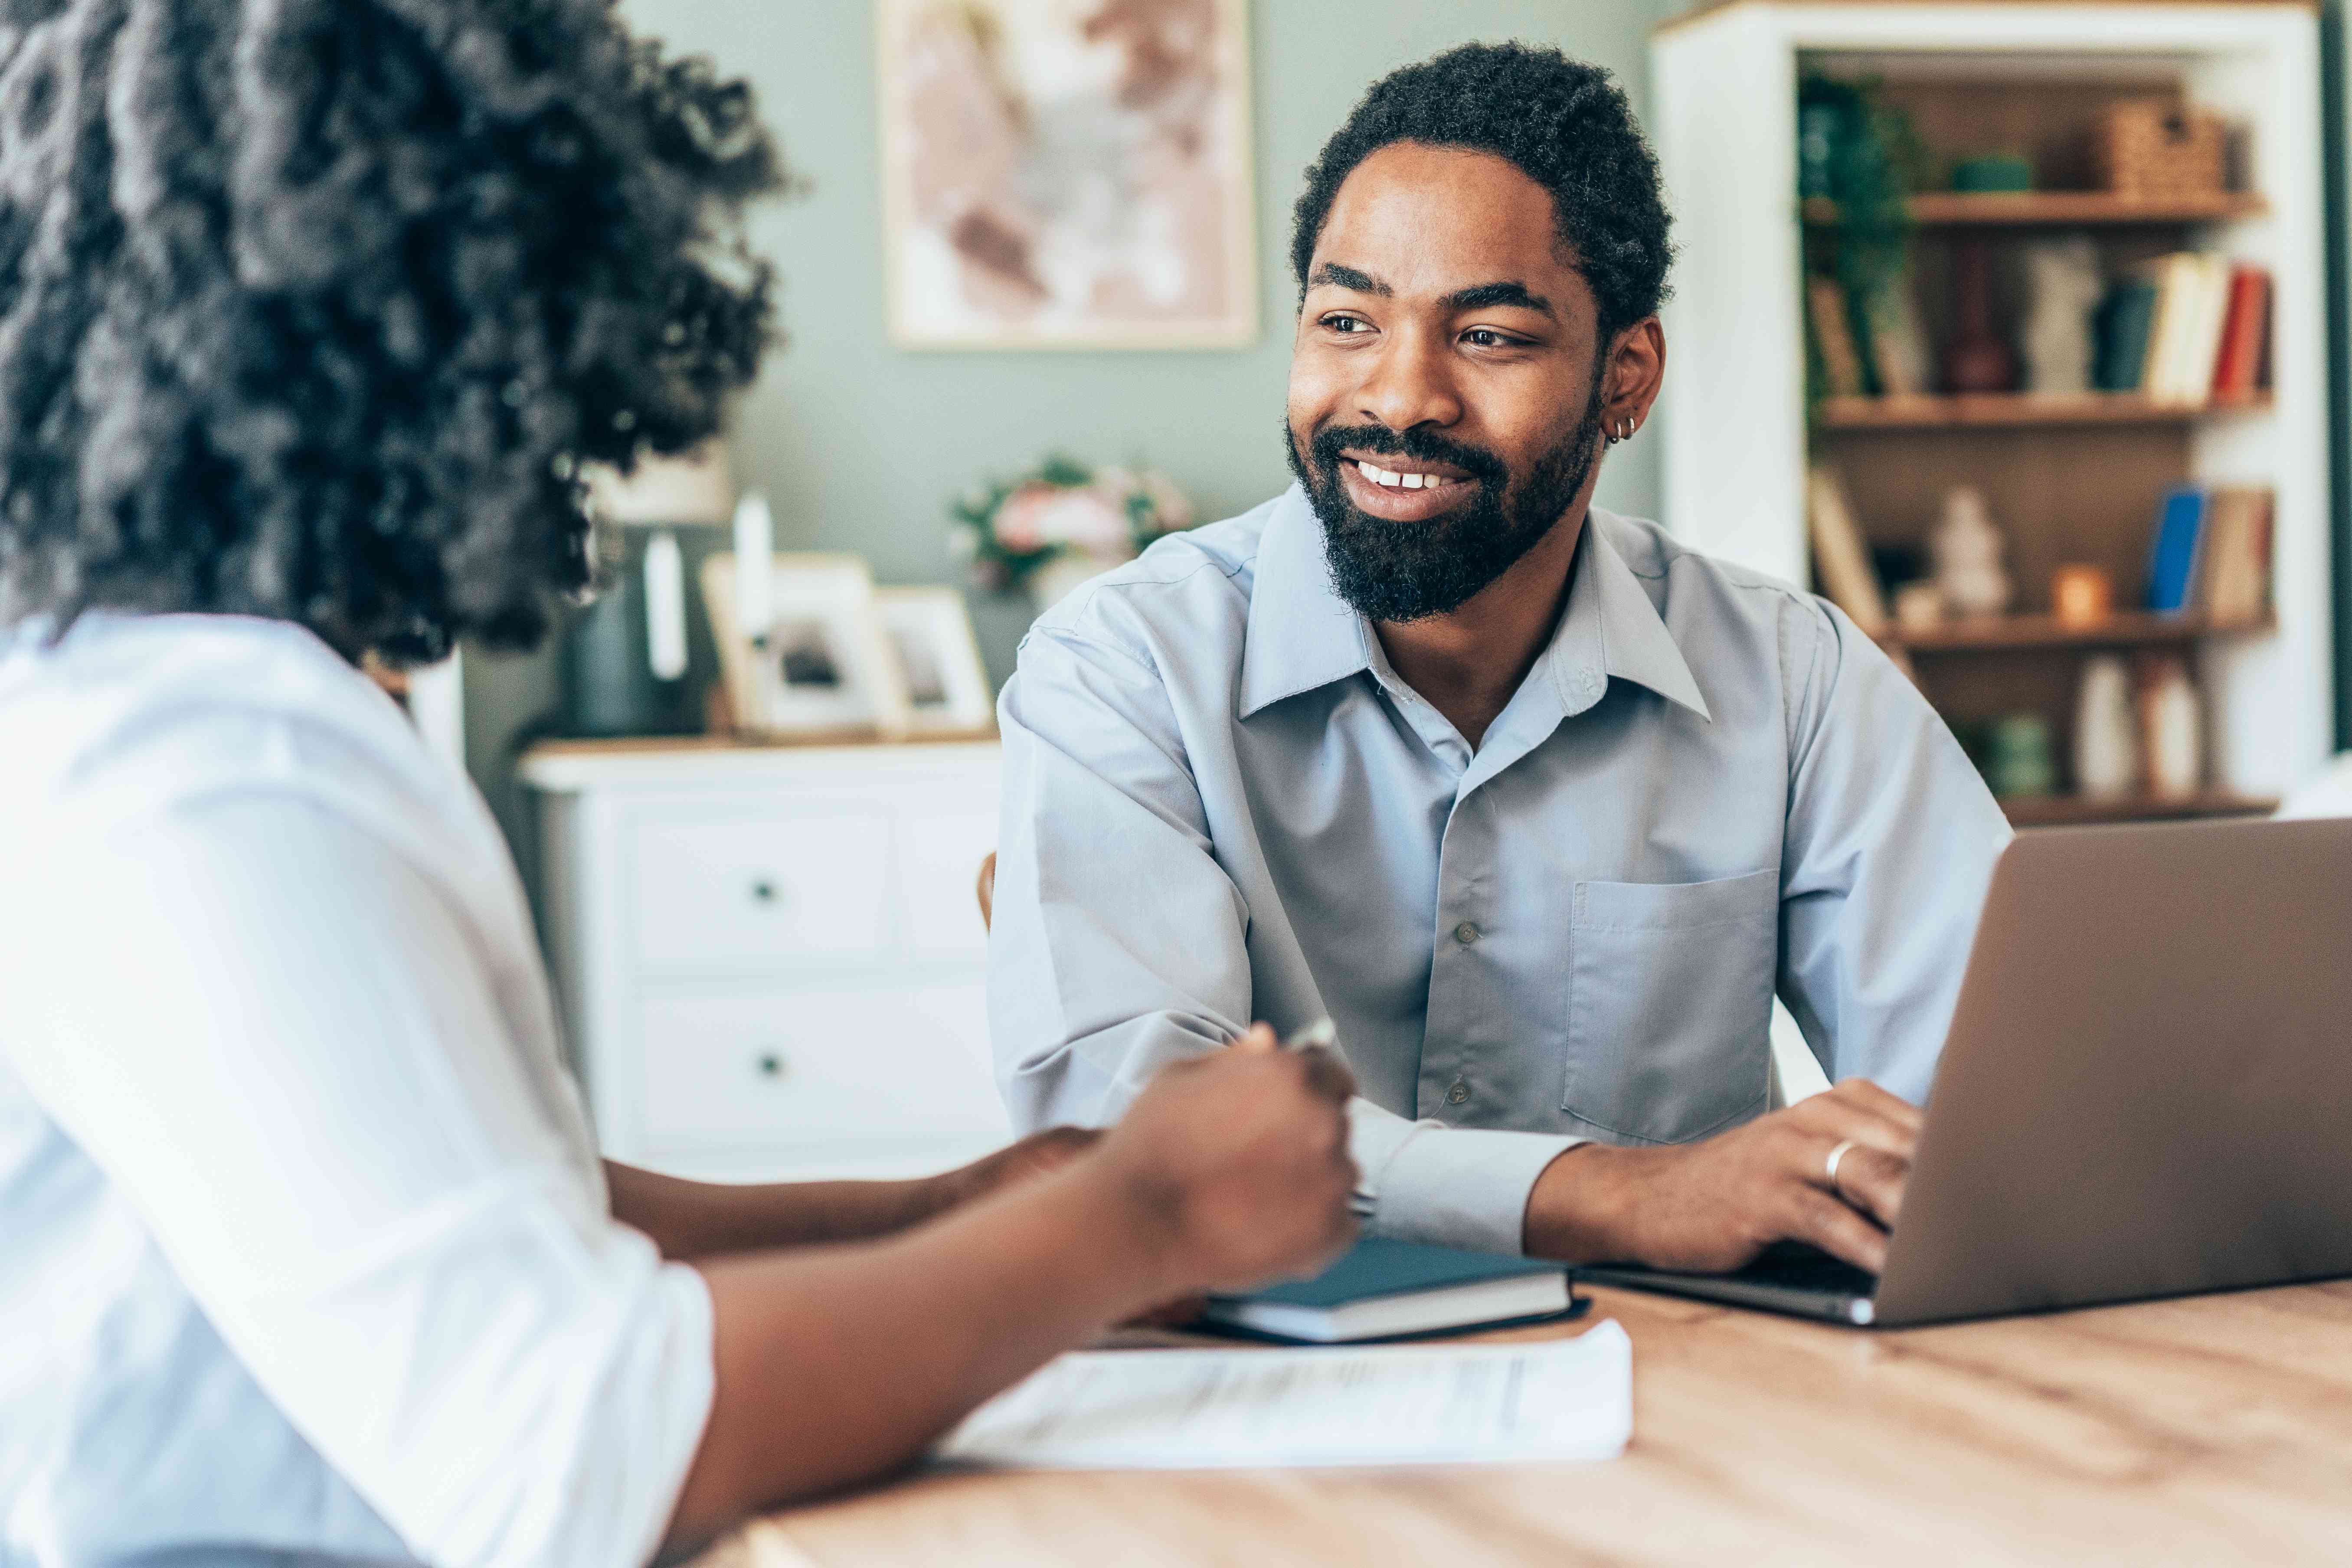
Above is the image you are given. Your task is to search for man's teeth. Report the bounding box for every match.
[1355,460,1457,491]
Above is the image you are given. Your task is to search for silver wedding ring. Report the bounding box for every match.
[1823,1137,1859,1194]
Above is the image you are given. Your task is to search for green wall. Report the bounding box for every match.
[465,0,1696,880]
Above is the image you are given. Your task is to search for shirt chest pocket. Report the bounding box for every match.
[1560,868,1777,1145]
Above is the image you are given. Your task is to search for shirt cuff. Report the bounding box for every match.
[1347,1100,1583,1255]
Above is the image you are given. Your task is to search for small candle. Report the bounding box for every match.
[642,528,687,681]
[2051,564,2113,628]
[733,491,774,643]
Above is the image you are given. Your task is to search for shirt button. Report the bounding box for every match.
[1453,920,1482,946]
[1446,1081,1471,1106]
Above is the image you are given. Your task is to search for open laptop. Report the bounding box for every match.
[1578,815,2352,1328]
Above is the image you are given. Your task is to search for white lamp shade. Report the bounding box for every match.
[584,440,735,526]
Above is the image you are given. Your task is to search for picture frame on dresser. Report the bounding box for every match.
[875,586,995,737]
[703,551,913,740]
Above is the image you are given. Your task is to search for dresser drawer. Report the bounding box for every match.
[637,984,1009,1152]
[629,812,892,972]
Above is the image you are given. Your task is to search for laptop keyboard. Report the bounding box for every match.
[1734,1242,1880,1297]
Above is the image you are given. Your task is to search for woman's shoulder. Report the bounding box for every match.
[0,612,475,866]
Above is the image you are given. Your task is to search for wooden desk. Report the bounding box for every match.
[700,1280,2352,1566]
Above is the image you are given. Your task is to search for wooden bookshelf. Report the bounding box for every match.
[1816,393,2273,431]
[1880,611,2273,655]
[1656,6,2331,825]
[1801,191,2270,228]
[2000,791,2278,828]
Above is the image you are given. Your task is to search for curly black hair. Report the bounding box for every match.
[0,0,779,664]
[1290,43,1672,341]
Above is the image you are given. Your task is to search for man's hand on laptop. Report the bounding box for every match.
[1521,1080,1921,1274]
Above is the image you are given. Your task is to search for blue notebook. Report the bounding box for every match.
[2146,487,2208,612]
[1202,1239,1574,1344]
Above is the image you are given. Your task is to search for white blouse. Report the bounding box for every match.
[0,613,713,1568]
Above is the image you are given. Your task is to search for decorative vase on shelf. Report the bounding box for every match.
[2020,237,2103,396]
[2136,655,2203,800]
[1940,238,2018,394]
[1930,486,2012,618]
[2073,655,2139,800]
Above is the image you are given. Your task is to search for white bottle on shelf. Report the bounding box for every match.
[2074,654,2139,799]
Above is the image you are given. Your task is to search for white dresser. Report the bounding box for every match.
[520,738,1012,1182]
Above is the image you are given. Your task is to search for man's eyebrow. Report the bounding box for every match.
[1307,262,1390,296]
[1440,280,1554,316]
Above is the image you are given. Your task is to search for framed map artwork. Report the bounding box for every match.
[876,0,1257,350]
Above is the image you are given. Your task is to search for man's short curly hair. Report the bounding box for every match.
[1290,43,1672,341]
[0,0,779,664]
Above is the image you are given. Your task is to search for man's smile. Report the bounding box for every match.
[1336,451,1477,521]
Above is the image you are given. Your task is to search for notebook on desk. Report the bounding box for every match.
[1201,1238,1576,1343]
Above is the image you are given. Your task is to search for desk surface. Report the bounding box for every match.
[700,1278,2352,1567]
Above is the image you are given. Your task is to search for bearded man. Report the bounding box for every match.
[988,43,2010,1276]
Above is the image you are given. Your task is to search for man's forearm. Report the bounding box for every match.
[604,1161,942,1260]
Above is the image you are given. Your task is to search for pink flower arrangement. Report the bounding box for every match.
[950,455,1196,594]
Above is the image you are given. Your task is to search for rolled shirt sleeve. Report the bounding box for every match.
[1,796,713,1568]
[992,623,1577,1254]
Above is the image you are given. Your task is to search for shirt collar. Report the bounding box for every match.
[1238,486,1375,718]
[1239,488,1712,725]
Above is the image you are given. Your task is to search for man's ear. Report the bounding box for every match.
[1602,316,1667,439]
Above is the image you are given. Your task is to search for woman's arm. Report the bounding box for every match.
[661,1029,1358,1553]
[604,1129,1099,1259]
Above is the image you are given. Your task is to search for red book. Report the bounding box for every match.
[2210,266,2271,401]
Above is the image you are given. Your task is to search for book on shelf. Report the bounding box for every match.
[1806,275,1866,398]
[2145,487,2207,612]
[1863,280,1928,397]
[2197,486,2274,624]
[2096,255,2270,404]
[2092,276,2159,394]
[2210,268,2272,402]
[2139,484,2273,619]
[1805,463,1887,633]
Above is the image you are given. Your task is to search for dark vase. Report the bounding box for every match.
[1940,238,2018,394]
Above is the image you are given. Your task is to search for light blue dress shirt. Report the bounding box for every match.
[989,486,2012,1254]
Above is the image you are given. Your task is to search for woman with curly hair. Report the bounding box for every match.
[0,3,1357,1564]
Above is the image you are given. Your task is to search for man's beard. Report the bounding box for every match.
[1285,384,1606,622]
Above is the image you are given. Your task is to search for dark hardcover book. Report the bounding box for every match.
[2146,486,2209,613]
[1202,1239,1573,1344]
[2094,278,2160,393]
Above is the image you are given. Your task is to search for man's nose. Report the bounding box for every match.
[1353,326,1461,433]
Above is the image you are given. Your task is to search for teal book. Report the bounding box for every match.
[2146,487,2209,612]
[2095,278,2160,393]
[1202,1239,1574,1344]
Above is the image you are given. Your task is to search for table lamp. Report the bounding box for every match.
[566,441,735,737]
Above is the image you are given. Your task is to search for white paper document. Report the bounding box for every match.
[934,1319,1632,1470]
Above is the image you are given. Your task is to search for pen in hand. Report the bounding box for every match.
[1279,1018,1377,1219]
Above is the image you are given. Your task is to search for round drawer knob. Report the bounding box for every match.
[756,1052,786,1079]
[749,878,778,904]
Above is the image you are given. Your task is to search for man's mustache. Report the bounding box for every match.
[1307,423,1509,491]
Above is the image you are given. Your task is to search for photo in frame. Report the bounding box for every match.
[875,0,1258,350]
[702,552,913,739]
[875,586,996,736]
